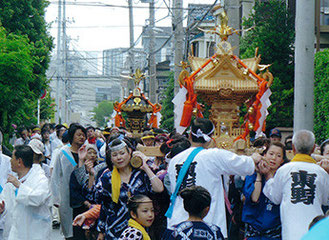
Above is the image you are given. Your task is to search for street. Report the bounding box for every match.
[51,228,64,240]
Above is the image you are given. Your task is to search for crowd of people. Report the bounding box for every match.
[1,119,329,240]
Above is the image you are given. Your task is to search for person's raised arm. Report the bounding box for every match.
[134,151,164,193]
[85,159,96,189]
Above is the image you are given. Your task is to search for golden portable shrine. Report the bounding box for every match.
[113,69,161,135]
[175,5,274,151]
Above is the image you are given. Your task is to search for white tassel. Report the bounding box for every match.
[255,88,272,138]
[172,87,188,134]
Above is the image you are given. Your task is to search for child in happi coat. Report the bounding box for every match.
[165,186,224,240]
[119,195,155,240]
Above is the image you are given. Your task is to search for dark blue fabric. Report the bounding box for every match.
[246,236,280,240]
[246,237,280,240]
[94,168,153,239]
[164,221,224,240]
[69,171,86,208]
[96,139,104,151]
[242,172,281,235]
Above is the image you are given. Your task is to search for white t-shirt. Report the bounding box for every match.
[263,161,329,240]
[167,147,255,238]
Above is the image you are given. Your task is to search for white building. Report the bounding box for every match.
[47,50,120,126]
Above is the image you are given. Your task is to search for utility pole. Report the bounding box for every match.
[241,0,254,36]
[173,0,184,94]
[315,0,321,52]
[224,0,240,56]
[62,0,68,123]
[149,0,157,102]
[294,0,315,132]
[55,0,62,123]
[128,0,135,91]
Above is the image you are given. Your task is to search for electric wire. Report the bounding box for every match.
[49,1,192,10]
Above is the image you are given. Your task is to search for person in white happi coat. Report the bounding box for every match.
[263,130,329,240]
[0,145,51,240]
[0,130,13,240]
[51,123,86,239]
[0,141,12,240]
[166,118,261,238]
[50,124,67,155]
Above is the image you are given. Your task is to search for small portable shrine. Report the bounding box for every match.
[175,5,273,150]
[113,69,161,135]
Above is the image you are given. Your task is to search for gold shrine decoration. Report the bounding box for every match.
[114,69,161,134]
[198,11,239,41]
[174,5,274,149]
[172,4,275,149]
[177,61,190,87]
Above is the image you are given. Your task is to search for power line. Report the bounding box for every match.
[70,41,102,73]
[162,0,173,15]
[48,75,122,80]
[49,1,192,10]
[49,25,145,29]
[150,11,189,55]
[49,14,171,28]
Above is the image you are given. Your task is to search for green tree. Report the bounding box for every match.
[0,0,53,95]
[0,1,53,144]
[38,88,56,121]
[240,0,295,129]
[0,27,36,139]
[92,101,114,127]
[314,50,329,143]
[160,72,175,131]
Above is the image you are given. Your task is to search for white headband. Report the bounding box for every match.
[191,125,215,142]
[109,141,127,152]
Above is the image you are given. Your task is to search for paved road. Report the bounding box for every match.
[51,228,64,240]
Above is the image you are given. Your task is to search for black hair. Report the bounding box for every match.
[41,123,51,133]
[18,127,28,136]
[14,145,34,168]
[142,127,151,132]
[253,137,271,148]
[50,123,56,130]
[169,129,178,139]
[160,134,191,158]
[264,142,288,164]
[127,194,152,217]
[41,125,50,141]
[55,124,67,137]
[86,125,95,131]
[284,135,293,151]
[191,118,214,143]
[180,186,211,218]
[105,138,134,170]
[309,215,326,230]
[62,130,69,144]
[320,139,329,155]
[152,128,165,135]
[68,123,87,144]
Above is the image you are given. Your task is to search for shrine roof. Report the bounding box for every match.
[189,54,261,92]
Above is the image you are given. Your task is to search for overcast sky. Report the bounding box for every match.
[45,0,217,53]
